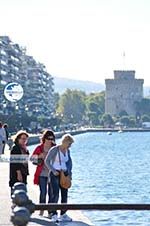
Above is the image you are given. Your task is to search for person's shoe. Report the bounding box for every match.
[58,213,72,222]
[39,210,44,216]
[51,214,58,222]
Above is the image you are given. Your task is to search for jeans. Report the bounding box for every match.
[39,176,52,213]
[50,172,68,215]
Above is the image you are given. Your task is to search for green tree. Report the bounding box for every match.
[141,114,150,122]
[54,92,60,110]
[85,92,105,115]
[57,89,86,124]
[120,116,130,126]
[128,117,136,127]
[119,110,128,117]
[135,98,150,115]
[101,113,114,127]
[85,91,105,125]
[87,112,100,126]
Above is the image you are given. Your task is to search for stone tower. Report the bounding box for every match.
[105,70,144,115]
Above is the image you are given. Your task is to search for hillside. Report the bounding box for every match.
[54,76,149,97]
[143,86,150,97]
[53,76,105,94]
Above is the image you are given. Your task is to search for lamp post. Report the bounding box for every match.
[136,112,141,128]
[3,102,7,116]
[71,114,73,122]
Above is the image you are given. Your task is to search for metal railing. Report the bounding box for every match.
[10,182,150,226]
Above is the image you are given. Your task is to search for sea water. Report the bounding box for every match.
[29,132,150,225]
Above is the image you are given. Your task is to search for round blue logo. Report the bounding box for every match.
[4,82,24,102]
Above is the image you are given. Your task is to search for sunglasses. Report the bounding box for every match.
[20,137,28,141]
[46,137,55,141]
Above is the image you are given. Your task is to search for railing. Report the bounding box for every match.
[11,182,150,226]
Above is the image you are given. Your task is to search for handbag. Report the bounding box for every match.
[30,154,43,166]
[60,170,71,189]
[58,151,71,189]
[32,157,43,166]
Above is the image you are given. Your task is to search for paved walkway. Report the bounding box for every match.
[0,149,94,226]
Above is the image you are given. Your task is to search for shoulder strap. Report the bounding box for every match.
[58,150,61,166]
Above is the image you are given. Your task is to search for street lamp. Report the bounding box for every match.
[15,105,19,111]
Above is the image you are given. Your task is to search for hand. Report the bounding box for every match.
[17,171,23,182]
[37,158,43,165]
[39,153,44,159]
[54,170,60,176]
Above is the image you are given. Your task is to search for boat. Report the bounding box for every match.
[107,131,112,135]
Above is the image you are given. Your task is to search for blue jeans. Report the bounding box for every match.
[50,172,68,215]
[39,176,52,213]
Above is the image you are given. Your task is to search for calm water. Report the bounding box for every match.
[29,132,150,225]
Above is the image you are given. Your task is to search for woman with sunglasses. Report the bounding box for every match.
[31,129,56,216]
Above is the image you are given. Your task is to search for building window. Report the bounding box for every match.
[0,70,7,75]
[0,49,7,55]
[0,60,7,65]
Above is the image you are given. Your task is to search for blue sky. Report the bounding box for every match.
[1,0,150,85]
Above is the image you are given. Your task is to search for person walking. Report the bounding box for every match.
[45,133,74,222]
[9,130,29,194]
[3,123,9,140]
[0,121,7,154]
[2,123,9,154]
[31,130,56,216]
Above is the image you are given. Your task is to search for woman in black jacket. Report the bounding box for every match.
[9,130,29,194]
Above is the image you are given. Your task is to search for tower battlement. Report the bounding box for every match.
[114,70,135,80]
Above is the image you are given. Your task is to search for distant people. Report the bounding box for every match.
[3,123,9,140]
[2,123,9,154]
[0,121,7,154]
[45,134,74,222]
[9,130,29,194]
[31,130,56,216]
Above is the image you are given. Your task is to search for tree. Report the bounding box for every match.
[120,116,130,126]
[141,114,150,122]
[85,92,105,115]
[87,112,100,126]
[128,116,136,127]
[54,92,60,110]
[85,91,105,125]
[135,98,150,115]
[57,89,86,124]
[119,110,128,117]
[101,113,114,127]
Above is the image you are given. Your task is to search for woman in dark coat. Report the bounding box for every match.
[9,130,29,193]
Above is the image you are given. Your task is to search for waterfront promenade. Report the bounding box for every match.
[0,147,93,226]
[8,127,150,147]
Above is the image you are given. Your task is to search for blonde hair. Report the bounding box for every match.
[61,133,74,144]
